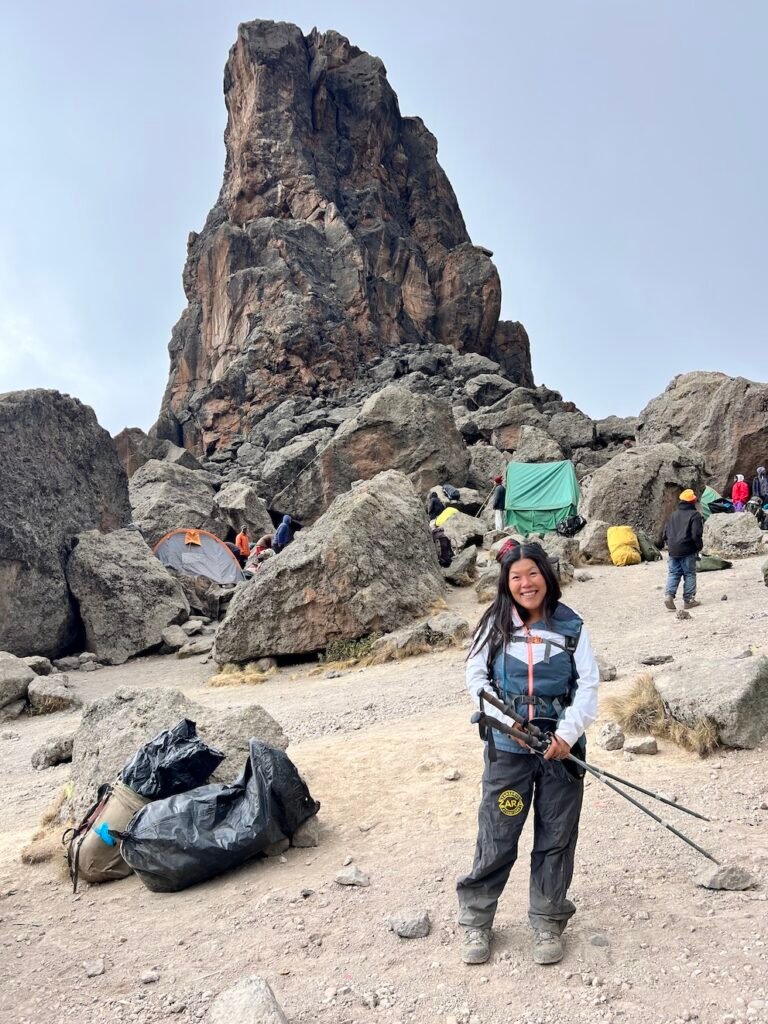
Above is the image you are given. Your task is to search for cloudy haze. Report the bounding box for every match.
[1,1,765,435]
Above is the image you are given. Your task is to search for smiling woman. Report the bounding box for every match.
[456,542,600,968]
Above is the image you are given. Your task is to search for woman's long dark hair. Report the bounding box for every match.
[470,542,562,671]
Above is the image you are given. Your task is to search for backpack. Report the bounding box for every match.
[432,528,453,568]
[556,515,586,538]
[441,483,461,502]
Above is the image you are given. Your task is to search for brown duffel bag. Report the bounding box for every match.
[64,781,149,890]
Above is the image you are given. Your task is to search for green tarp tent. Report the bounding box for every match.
[699,486,720,521]
[504,461,580,536]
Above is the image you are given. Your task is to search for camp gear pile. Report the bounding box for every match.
[607,525,641,566]
[120,740,319,893]
[119,718,225,799]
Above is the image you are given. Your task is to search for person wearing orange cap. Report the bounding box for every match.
[661,489,703,611]
[491,475,506,531]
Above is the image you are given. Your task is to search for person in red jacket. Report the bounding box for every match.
[731,475,749,511]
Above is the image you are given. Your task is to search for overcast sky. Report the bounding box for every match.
[1,1,765,436]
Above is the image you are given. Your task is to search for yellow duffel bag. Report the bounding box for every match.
[607,525,642,567]
[434,506,458,527]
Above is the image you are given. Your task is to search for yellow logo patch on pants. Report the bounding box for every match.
[498,789,524,816]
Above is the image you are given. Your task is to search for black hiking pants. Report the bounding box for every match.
[456,748,584,931]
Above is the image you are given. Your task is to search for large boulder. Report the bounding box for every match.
[440,512,487,552]
[272,386,470,524]
[258,428,335,505]
[577,519,611,565]
[65,530,190,664]
[580,443,706,546]
[65,686,287,820]
[464,374,516,408]
[215,471,444,663]
[636,372,768,488]
[0,652,35,709]
[214,481,273,537]
[128,460,226,547]
[467,443,509,492]
[653,657,768,749]
[512,426,565,463]
[0,390,131,659]
[113,427,201,479]
[702,513,763,558]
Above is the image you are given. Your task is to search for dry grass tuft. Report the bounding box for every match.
[207,660,277,688]
[21,788,70,878]
[602,673,720,757]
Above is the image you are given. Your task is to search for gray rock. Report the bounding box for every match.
[595,415,638,445]
[214,481,273,538]
[272,386,470,525]
[0,651,35,708]
[464,374,516,408]
[546,411,595,454]
[440,511,486,552]
[654,656,768,749]
[80,661,100,673]
[577,520,612,565]
[580,443,706,546]
[65,529,189,665]
[52,656,80,672]
[511,425,565,463]
[444,767,461,781]
[368,612,469,664]
[466,442,509,492]
[596,722,625,751]
[475,564,501,602]
[0,389,131,659]
[207,976,288,1024]
[335,865,371,887]
[442,546,478,586]
[215,471,445,664]
[141,970,160,985]
[676,609,692,621]
[181,619,203,636]
[78,652,97,665]
[31,734,75,770]
[575,571,593,582]
[28,675,82,715]
[640,654,674,666]
[177,637,214,659]
[113,426,201,478]
[703,513,763,559]
[65,686,286,820]
[695,863,758,891]
[128,460,227,548]
[0,701,26,722]
[292,816,321,848]
[589,934,610,947]
[161,626,188,652]
[84,958,105,978]
[258,428,334,505]
[386,909,431,939]
[23,655,54,676]
[624,736,658,755]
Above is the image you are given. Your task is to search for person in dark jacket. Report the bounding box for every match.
[273,515,293,553]
[752,467,768,501]
[661,489,703,610]
[427,491,446,521]
[491,476,506,531]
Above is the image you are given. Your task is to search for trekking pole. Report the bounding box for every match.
[477,486,495,518]
[471,711,720,865]
[478,689,710,821]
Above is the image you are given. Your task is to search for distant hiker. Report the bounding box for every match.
[457,542,600,967]
[752,467,768,501]
[273,515,293,553]
[427,491,446,522]
[254,534,273,555]
[731,474,749,512]
[661,489,703,611]
[432,526,453,568]
[491,475,506,531]
[235,526,250,558]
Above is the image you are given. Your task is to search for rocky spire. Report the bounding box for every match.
[155,20,531,454]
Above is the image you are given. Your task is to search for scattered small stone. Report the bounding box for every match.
[589,934,609,947]
[1,730,20,740]
[624,736,658,755]
[596,657,617,682]
[177,637,214,659]
[300,888,314,898]
[79,661,98,672]
[386,908,431,938]
[623,751,635,762]
[696,863,758,891]
[343,855,353,866]
[84,958,105,977]
[733,648,753,660]
[335,865,370,887]
[53,656,80,672]
[596,721,625,751]
[207,975,288,1023]
[640,654,674,666]
[181,619,203,636]
[358,821,377,832]
[676,610,691,621]
[575,571,593,582]
[31,734,74,770]
[444,767,461,781]
[759,795,768,810]
[78,652,98,665]
[325,670,342,679]
[141,969,160,984]
[635,910,650,921]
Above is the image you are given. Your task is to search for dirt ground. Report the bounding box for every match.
[1,555,767,1024]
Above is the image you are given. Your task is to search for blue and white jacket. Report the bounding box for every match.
[465,602,600,754]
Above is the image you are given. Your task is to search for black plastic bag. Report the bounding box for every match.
[119,719,225,800]
[120,740,320,892]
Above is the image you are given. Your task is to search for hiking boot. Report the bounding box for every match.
[532,927,563,965]
[461,926,491,965]
[664,596,676,611]
[684,599,701,609]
